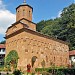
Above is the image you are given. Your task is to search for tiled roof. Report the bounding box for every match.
[69,50,75,56]
[0,44,5,48]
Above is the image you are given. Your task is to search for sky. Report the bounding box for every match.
[0,0,74,42]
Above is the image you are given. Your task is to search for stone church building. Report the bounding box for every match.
[5,1,69,70]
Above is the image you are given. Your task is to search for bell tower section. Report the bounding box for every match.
[16,1,33,22]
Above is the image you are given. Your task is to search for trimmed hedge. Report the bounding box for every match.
[35,68,51,72]
[35,68,75,75]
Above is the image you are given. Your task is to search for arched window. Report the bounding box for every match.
[46,56,48,62]
[17,10,19,13]
[31,56,37,67]
[23,9,25,16]
[17,10,19,18]
[29,11,30,17]
[54,57,55,62]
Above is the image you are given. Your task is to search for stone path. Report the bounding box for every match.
[0,72,12,75]
[0,72,6,75]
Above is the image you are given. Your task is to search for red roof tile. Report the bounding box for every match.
[0,44,5,48]
[69,50,75,56]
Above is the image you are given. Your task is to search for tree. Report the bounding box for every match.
[5,50,19,70]
[37,3,75,50]
[56,4,75,50]
[36,20,46,32]
[41,18,61,37]
[36,19,54,32]
[0,40,6,44]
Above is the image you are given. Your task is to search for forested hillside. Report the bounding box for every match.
[36,4,75,50]
[0,40,6,44]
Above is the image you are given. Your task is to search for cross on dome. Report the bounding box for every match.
[23,0,26,4]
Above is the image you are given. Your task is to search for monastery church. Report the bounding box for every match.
[5,1,69,70]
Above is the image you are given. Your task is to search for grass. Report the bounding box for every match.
[0,65,4,71]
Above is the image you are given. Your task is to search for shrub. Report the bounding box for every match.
[56,71,65,75]
[5,50,19,70]
[0,66,5,71]
[42,71,50,75]
[35,68,51,73]
[13,70,21,75]
[32,73,35,75]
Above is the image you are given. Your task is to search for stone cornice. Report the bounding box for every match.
[5,27,68,45]
[16,4,33,12]
[6,18,36,33]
